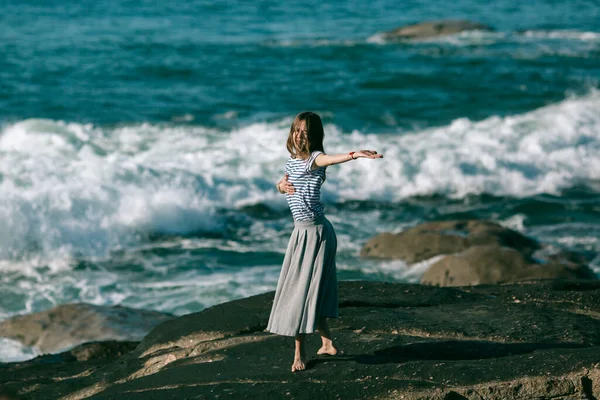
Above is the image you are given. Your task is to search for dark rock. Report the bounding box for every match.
[546,249,597,268]
[0,387,21,400]
[382,20,493,41]
[1,341,138,365]
[69,341,139,362]
[421,245,596,286]
[360,220,539,263]
[2,281,600,399]
[0,303,173,354]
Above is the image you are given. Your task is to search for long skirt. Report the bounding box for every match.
[266,215,339,337]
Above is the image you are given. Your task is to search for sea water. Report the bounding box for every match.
[1,0,599,361]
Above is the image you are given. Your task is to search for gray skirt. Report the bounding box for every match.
[266,215,339,337]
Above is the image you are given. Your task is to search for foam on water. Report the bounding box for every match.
[366,29,600,60]
[368,28,600,45]
[339,255,446,283]
[266,28,600,48]
[0,92,599,266]
[521,30,600,42]
[0,338,39,363]
[327,90,600,200]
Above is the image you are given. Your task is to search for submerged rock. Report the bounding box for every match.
[2,280,600,399]
[0,303,173,354]
[360,220,539,262]
[382,20,493,41]
[421,245,596,287]
[361,219,595,286]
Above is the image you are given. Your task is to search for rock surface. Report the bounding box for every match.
[360,220,539,263]
[360,220,596,286]
[382,20,493,40]
[0,303,173,354]
[421,245,597,287]
[2,280,600,399]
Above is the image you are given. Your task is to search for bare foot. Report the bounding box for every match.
[317,343,338,356]
[291,356,306,372]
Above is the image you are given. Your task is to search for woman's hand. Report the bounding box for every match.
[353,150,383,159]
[276,174,295,195]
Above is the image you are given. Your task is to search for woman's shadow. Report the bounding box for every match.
[307,340,587,367]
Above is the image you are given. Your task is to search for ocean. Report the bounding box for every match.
[1,0,599,360]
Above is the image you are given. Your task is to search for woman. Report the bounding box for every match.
[266,111,383,372]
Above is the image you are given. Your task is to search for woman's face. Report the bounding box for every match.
[294,120,307,149]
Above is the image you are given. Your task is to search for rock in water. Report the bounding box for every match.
[421,245,597,287]
[360,220,539,262]
[382,20,493,40]
[361,219,595,286]
[0,303,173,354]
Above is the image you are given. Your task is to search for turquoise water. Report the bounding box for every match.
[1,0,599,344]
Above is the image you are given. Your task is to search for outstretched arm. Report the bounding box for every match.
[314,150,383,168]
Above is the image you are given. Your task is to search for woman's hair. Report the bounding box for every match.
[286,111,325,159]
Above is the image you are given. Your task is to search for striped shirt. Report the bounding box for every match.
[285,151,326,221]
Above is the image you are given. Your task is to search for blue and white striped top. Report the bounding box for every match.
[285,151,326,221]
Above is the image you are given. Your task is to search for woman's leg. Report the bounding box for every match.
[292,334,307,372]
[317,317,338,355]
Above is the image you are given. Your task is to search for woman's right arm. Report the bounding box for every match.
[276,174,295,195]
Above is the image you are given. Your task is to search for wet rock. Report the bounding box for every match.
[382,20,493,40]
[0,303,173,354]
[421,245,596,286]
[69,341,139,362]
[360,220,539,263]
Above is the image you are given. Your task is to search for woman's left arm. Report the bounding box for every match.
[313,150,383,168]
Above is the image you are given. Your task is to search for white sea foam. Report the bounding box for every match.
[521,30,600,42]
[413,30,504,46]
[327,90,600,201]
[367,28,600,60]
[262,38,361,48]
[498,214,527,233]
[368,28,600,46]
[428,29,600,46]
[0,338,39,363]
[0,92,599,267]
[339,254,446,282]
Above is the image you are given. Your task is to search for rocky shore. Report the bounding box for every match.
[2,279,600,399]
[1,219,597,399]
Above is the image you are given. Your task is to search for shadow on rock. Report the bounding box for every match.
[351,340,587,364]
[582,376,598,400]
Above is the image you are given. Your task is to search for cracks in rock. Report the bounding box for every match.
[139,325,267,358]
[124,350,187,382]
[189,334,269,358]
[173,353,226,367]
[123,334,270,383]
[238,323,268,335]
[139,332,225,358]
[339,301,433,308]
[51,367,97,382]
[60,381,110,400]
[119,379,313,394]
